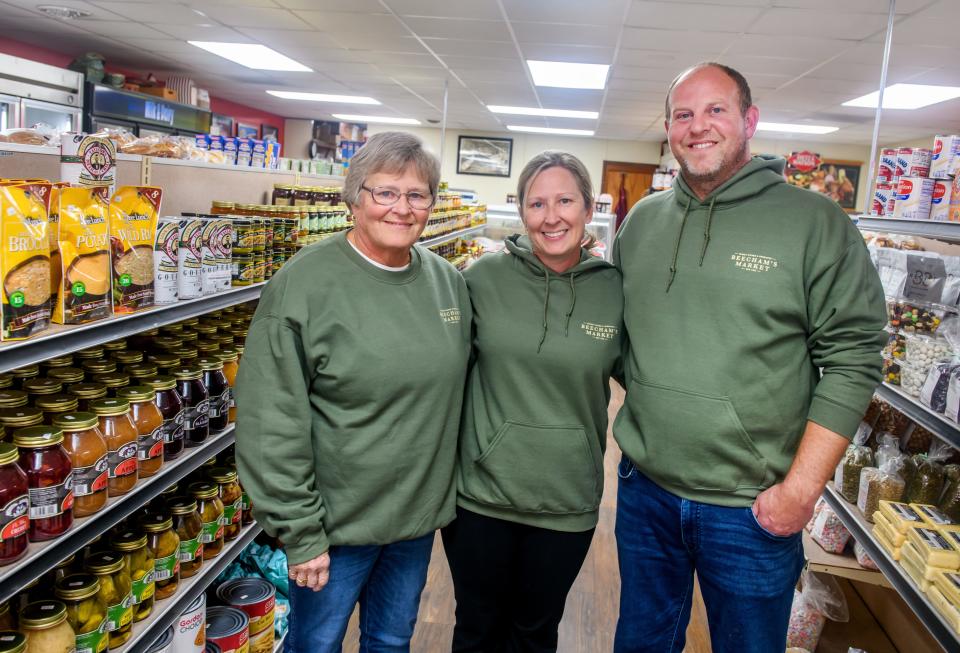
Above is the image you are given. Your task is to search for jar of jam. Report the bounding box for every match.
[89,399,138,497]
[47,367,85,386]
[141,513,179,601]
[19,600,76,653]
[197,358,229,434]
[116,387,164,478]
[54,573,108,653]
[0,443,28,565]
[171,348,198,364]
[84,551,132,648]
[151,336,183,353]
[208,467,242,542]
[66,384,107,412]
[10,365,39,389]
[111,351,143,370]
[90,373,130,397]
[110,529,154,622]
[22,378,62,400]
[216,350,239,424]
[169,497,203,578]
[74,346,105,361]
[0,390,27,410]
[174,367,208,447]
[14,427,73,541]
[272,183,293,206]
[147,354,180,376]
[195,341,220,355]
[0,408,42,433]
[101,340,127,354]
[80,360,116,376]
[34,394,79,424]
[52,413,108,518]
[127,329,158,352]
[189,482,224,560]
[126,364,158,382]
[143,376,184,460]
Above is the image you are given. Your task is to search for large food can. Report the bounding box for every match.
[172,593,205,652]
[146,626,174,653]
[896,147,932,180]
[205,644,222,653]
[216,578,275,636]
[872,183,893,216]
[931,180,952,222]
[206,606,249,653]
[178,217,204,300]
[155,218,180,305]
[931,135,960,179]
[892,176,935,220]
[878,148,897,183]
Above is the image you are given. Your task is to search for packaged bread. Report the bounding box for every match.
[928,584,960,632]
[906,527,960,568]
[109,185,162,313]
[0,182,52,340]
[52,186,112,324]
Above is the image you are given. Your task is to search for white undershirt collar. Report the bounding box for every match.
[347,238,411,272]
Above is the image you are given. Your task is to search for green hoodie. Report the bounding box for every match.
[235,232,471,565]
[456,235,624,532]
[613,156,887,507]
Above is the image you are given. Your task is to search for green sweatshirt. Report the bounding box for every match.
[456,235,624,531]
[235,231,471,565]
[613,156,887,507]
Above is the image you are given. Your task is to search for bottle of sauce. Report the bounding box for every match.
[116,387,164,478]
[197,358,229,433]
[52,413,108,518]
[0,442,28,565]
[88,399,138,496]
[174,367,209,447]
[14,427,73,541]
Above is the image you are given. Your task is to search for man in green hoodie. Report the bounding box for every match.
[612,63,887,653]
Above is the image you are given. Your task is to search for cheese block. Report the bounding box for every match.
[928,585,960,633]
[874,512,907,546]
[907,528,960,568]
[912,503,960,530]
[933,569,960,608]
[879,500,925,533]
[943,530,960,554]
[874,524,902,560]
[900,542,933,591]
[900,537,954,580]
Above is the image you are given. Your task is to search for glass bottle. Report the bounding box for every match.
[84,551,132,648]
[143,376,184,461]
[110,351,143,371]
[125,364,158,383]
[74,346,105,361]
[189,482,224,560]
[80,360,116,377]
[101,340,127,354]
[19,600,76,653]
[41,355,74,372]
[115,387,164,478]
[54,573,108,653]
[174,367,208,447]
[0,443,28,565]
[169,497,203,578]
[217,350,239,424]
[208,467,242,542]
[147,354,181,376]
[110,529,154,622]
[0,408,43,434]
[14,427,73,540]
[52,413,108,518]
[89,399,138,496]
[141,513,179,601]
[22,378,62,401]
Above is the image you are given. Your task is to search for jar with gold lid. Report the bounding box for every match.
[0,374,11,390]
[54,573,107,653]
[14,426,72,540]
[47,367,85,385]
[11,365,39,389]
[19,600,76,653]
[126,364,158,382]
[178,331,199,345]
[52,412,107,518]
[22,378,62,399]
[0,407,43,431]
[90,373,130,397]
[141,513,179,600]
[81,360,116,377]
[101,340,126,354]
[143,376,184,461]
[169,497,203,577]
[74,346,104,361]
[89,399,138,496]
[151,336,183,352]
[41,356,74,372]
[116,387,164,478]
[0,390,28,410]
[208,467,242,541]
[111,351,143,370]
[84,551,132,648]
[66,383,107,412]
[196,341,220,355]
[110,529,154,622]
[35,394,79,424]
[189,482,224,559]
[171,348,198,364]
[147,354,180,376]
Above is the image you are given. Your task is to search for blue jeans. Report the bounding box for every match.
[614,458,804,653]
[285,533,434,653]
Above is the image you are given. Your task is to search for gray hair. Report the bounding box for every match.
[516,151,593,218]
[343,131,441,207]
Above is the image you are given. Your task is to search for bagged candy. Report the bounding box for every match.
[854,541,879,570]
[920,360,959,413]
[786,571,849,651]
[875,401,911,436]
[904,423,933,454]
[811,504,852,554]
[836,444,875,503]
[807,497,827,532]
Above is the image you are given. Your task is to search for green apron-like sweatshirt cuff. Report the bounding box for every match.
[807,394,865,440]
[281,528,330,566]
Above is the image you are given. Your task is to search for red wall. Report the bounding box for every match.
[0,36,285,143]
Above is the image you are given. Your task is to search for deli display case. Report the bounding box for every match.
[482,204,616,261]
[0,53,83,131]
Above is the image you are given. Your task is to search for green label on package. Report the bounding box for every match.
[153,553,179,581]
[76,624,108,653]
[199,519,223,544]
[241,492,251,510]
[106,600,133,631]
[220,499,242,525]
[131,564,155,603]
[178,536,202,563]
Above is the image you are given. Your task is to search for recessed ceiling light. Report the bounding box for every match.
[756,122,838,135]
[332,114,421,125]
[267,91,380,105]
[843,84,960,110]
[507,126,595,136]
[488,105,599,119]
[188,42,311,72]
[36,5,91,19]
[526,60,609,90]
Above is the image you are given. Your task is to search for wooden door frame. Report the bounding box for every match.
[602,161,659,181]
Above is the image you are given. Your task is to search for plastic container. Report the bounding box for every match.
[882,355,902,385]
[53,413,108,518]
[15,426,73,541]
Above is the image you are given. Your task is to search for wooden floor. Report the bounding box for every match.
[343,382,713,652]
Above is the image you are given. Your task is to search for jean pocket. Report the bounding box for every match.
[748,507,796,541]
[618,456,636,479]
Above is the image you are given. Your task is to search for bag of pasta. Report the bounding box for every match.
[109,185,162,313]
[0,181,52,340]
[52,186,112,324]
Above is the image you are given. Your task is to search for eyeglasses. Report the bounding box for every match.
[361,185,434,210]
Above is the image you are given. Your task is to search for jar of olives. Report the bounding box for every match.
[169,497,203,577]
[54,573,108,653]
[142,513,180,600]
[84,551,132,648]
[19,600,76,653]
[110,529,155,622]
[189,482,224,560]
[208,467,242,542]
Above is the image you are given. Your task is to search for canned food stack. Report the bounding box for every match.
[871,135,960,221]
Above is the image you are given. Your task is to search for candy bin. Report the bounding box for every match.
[883,330,906,360]
[882,356,902,385]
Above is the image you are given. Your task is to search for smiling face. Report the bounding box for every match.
[666,65,759,198]
[349,164,432,267]
[522,166,593,273]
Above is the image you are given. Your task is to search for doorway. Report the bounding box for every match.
[601,161,658,229]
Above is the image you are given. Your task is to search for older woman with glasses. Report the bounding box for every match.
[235,131,472,653]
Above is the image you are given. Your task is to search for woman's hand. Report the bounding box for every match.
[288,552,331,592]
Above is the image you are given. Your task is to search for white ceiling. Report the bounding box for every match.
[2,0,960,144]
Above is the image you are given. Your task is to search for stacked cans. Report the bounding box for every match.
[871,139,958,221]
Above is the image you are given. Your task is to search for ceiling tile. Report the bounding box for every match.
[615,49,713,70]
[511,22,620,48]
[772,0,931,13]
[294,10,400,34]
[388,0,503,20]
[4,0,125,19]
[620,27,737,53]
[625,1,765,31]
[748,8,891,40]
[199,6,311,30]
[717,55,826,77]
[724,34,857,60]
[90,2,213,24]
[518,44,615,65]
[147,23,246,41]
[419,38,514,59]
[73,20,173,39]
[502,0,630,25]
[275,0,385,11]
[613,64,687,82]
[402,17,511,41]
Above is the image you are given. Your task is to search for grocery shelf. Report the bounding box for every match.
[275,633,286,652]
[0,425,237,605]
[0,283,264,374]
[876,383,960,449]
[419,224,485,249]
[148,156,344,182]
[121,522,263,653]
[855,216,960,243]
[802,530,891,589]
[822,484,958,650]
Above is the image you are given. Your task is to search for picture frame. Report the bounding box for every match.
[457,136,513,177]
[261,124,279,142]
[210,113,234,138]
[237,122,259,139]
[784,152,862,212]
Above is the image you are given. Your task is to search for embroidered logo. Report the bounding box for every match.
[439,308,461,324]
[731,252,779,273]
[580,322,619,341]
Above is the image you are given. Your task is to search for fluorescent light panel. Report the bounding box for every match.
[332,114,421,125]
[526,60,609,90]
[507,125,595,136]
[267,91,380,105]
[756,122,838,135]
[487,105,599,119]
[189,41,311,72]
[843,84,960,110]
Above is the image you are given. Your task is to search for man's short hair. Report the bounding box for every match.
[664,62,753,121]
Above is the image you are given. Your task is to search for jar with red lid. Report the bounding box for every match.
[143,376,184,460]
[0,442,29,565]
[14,426,73,541]
[174,367,208,447]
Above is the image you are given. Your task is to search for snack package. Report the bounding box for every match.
[0,182,52,340]
[811,504,851,554]
[857,463,905,521]
[921,360,960,413]
[52,186,112,324]
[109,185,162,313]
[905,450,947,506]
[904,423,933,454]
[154,217,179,305]
[60,132,116,192]
[786,571,849,651]
[836,444,875,503]
[854,541,879,570]
[807,497,827,532]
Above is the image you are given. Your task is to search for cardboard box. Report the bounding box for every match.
[139,86,177,100]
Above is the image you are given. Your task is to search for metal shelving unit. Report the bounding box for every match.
[0,283,264,373]
[0,426,237,605]
[855,216,960,243]
[418,224,485,249]
[876,383,960,449]
[121,522,263,653]
[275,633,287,652]
[822,484,958,651]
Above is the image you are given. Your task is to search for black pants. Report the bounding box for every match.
[441,506,595,653]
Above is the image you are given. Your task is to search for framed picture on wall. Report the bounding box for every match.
[261,124,279,142]
[210,113,234,137]
[237,122,259,139]
[457,136,513,177]
[784,152,861,212]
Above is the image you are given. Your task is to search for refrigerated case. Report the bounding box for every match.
[0,53,83,131]
[483,204,616,261]
[84,83,211,137]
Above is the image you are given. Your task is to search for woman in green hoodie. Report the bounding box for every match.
[443,151,624,652]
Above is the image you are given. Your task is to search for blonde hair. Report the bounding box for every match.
[516,151,593,219]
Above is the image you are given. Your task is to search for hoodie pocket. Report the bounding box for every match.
[468,421,602,514]
[629,377,767,492]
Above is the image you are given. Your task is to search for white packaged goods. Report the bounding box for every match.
[950,176,960,222]
[931,135,960,179]
[178,217,203,299]
[931,180,953,222]
[897,147,932,180]
[200,217,232,294]
[893,177,936,220]
[171,593,205,652]
[879,148,897,183]
[154,217,179,304]
[60,132,116,191]
[873,182,893,216]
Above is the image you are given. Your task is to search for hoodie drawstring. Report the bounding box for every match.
[537,270,551,353]
[666,196,692,293]
[699,196,716,266]
[564,273,577,336]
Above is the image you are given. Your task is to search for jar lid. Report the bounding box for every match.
[171,348,198,361]
[116,386,156,402]
[143,376,176,392]
[112,350,144,365]
[52,412,100,431]
[160,324,184,335]
[22,378,62,395]
[152,336,183,351]
[148,353,180,368]
[180,318,199,327]
[82,359,117,374]
[168,497,199,515]
[213,332,234,344]
[189,481,219,499]
[33,394,78,413]
[56,553,76,569]
[47,367,85,384]
[0,442,18,466]
[91,372,130,388]
[74,346,105,359]
[0,407,43,426]
[89,398,131,416]
[202,456,218,467]
[179,331,199,343]
[126,363,158,379]
[161,482,178,496]
[193,323,217,335]
[101,340,127,352]
[10,364,39,378]
[14,426,63,447]
[111,528,147,551]
[197,357,224,371]
[0,374,11,389]
[196,341,220,353]
[212,200,235,208]
[208,466,238,484]
[85,550,124,574]
[173,366,202,380]
[67,382,107,399]
[0,390,28,408]
[18,601,67,629]
[55,573,101,601]
[0,631,25,653]
[141,513,173,533]
[216,349,239,363]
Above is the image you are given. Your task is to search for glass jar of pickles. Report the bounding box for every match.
[189,482,224,560]
[208,467,242,542]
[53,413,108,518]
[54,573,108,653]
[19,600,76,653]
[110,529,155,622]
[169,497,203,578]
[89,399,138,496]
[116,387,164,478]
[142,513,180,601]
[84,551,132,648]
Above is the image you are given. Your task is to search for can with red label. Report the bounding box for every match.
[931,180,952,222]
[878,148,897,183]
[206,606,249,653]
[0,442,29,564]
[893,176,936,220]
[872,182,893,216]
[931,135,960,179]
[896,147,932,180]
[216,578,275,639]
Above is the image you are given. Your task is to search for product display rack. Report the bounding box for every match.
[274,633,287,652]
[119,522,263,653]
[855,216,960,243]
[876,383,960,449]
[418,224,485,249]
